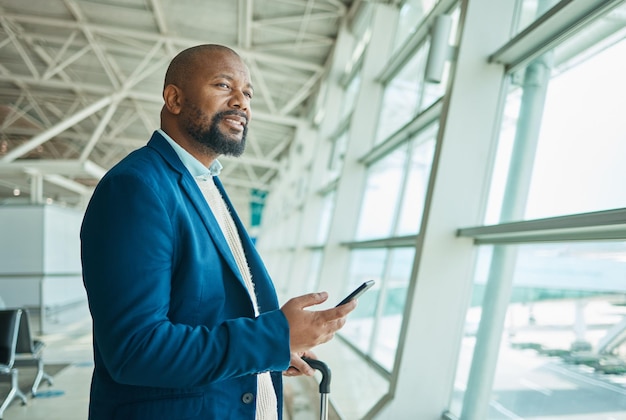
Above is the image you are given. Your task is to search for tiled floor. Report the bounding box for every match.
[1,303,324,420]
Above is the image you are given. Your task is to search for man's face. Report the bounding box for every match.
[181,50,253,157]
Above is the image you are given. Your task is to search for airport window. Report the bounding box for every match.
[370,247,415,371]
[340,246,415,372]
[315,190,336,245]
[452,241,626,419]
[341,249,386,354]
[393,0,438,53]
[420,8,459,110]
[326,129,349,184]
[354,146,408,240]
[395,126,436,236]
[375,43,429,144]
[514,0,567,36]
[486,13,626,224]
[340,72,362,121]
[304,249,323,293]
[340,120,437,373]
[452,2,626,418]
[375,4,458,146]
[355,121,437,240]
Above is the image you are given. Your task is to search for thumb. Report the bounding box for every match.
[294,292,329,309]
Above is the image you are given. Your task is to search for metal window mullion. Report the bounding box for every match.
[458,207,626,244]
[490,0,625,73]
[359,99,442,166]
[378,0,459,84]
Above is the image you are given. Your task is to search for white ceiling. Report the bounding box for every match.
[0,0,369,209]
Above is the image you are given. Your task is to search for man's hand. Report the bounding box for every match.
[283,351,317,377]
[280,292,357,355]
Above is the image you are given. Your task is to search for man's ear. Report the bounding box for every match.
[163,84,182,115]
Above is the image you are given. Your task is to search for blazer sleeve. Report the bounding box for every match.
[80,164,291,388]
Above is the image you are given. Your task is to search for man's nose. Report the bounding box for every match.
[229,90,249,110]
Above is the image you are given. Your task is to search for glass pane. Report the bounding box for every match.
[375,44,428,144]
[514,0,565,37]
[341,249,387,353]
[488,8,626,223]
[396,128,437,235]
[453,241,626,419]
[371,248,415,371]
[526,38,626,218]
[484,90,519,224]
[305,249,323,292]
[449,246,491,417]
[421,62,449,111]
[420,8,459,110]
[326,130,348,183]
[393,0,438,53]
[341,73,362,121]
[355,147,408,240]
[316,191,336,244]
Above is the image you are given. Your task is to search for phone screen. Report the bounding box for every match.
[335,280,375,307]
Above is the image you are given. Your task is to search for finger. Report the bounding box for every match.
[318,299,357,322]
[301,350,317,360]
[291,292,329,310]
[283,366,300,376]
[293,357,315,376]
[337,298,358,314]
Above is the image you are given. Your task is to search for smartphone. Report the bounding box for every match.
[335,280,375,307]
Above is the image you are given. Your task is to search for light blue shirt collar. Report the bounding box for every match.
[157,129,222,179]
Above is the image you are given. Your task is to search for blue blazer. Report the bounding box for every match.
[81,131,291,419]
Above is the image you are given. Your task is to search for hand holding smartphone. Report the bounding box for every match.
[335,280,375,307]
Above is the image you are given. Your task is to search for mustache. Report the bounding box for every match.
[217,109,248,125]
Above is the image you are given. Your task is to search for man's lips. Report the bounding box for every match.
[222,114,247,132]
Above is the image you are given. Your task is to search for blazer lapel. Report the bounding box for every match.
[148,132,247,291]
[214,177,280,311]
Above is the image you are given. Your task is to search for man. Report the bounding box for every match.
[80,44,356,419]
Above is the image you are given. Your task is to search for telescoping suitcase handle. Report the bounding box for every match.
[302,357,331,420]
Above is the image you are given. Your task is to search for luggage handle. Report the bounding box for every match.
[301,357,331,393]
[302,357,331,420]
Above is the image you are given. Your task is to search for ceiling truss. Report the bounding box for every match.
[0,0,360,209]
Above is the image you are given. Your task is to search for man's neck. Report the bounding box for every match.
[160,126,220,168]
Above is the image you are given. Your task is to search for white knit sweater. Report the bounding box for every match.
[196,176,278,420]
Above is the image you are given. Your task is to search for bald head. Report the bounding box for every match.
[160,44,253,165]
[164,44,242,91]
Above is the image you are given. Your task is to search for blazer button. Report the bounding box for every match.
[242,392,254,404]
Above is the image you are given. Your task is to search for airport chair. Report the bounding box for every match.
[14,308,53,396]
[0,309,28,419]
